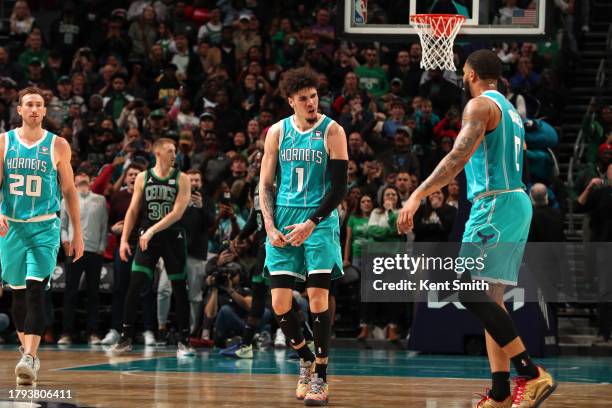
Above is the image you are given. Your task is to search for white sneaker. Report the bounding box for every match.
[274,328,286,349]
[101,329,120,345]
[177,342,196,358]
[57,335,72,345]
[143,330,156,346]
[15,350,38,386]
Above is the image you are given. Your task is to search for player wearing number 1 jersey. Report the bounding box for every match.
[111,138,196,357]
[260,68,348,406]
[0,87,84,386]
[397,50,556,408]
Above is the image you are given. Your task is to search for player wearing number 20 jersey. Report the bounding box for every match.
[1,128,61,288]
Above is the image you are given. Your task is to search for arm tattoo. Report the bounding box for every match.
[416,118,486,196]
[261,183,276,228]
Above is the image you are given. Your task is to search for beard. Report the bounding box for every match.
[306,116,317,124]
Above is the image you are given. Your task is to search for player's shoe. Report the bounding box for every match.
[219,344,253,359]
[296,359,315,400]
[143,330,156,346]
[110,336,133,354]
[511,367,557,408]
[275,328,286,349]
[474,389,512,408]
[15,347,39,386]
[101,329,120,345]
[177,341,196,358]
[304,374,328,406]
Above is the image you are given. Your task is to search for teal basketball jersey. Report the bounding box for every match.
[464,91,526,202]
[275,115,334,208]
[1,129,61,220]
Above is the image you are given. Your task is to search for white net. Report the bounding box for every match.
[410,14,466,71]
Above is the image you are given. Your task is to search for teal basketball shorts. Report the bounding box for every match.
[459,190,532,286]
[264,206,344,282]
[0,217,61,289]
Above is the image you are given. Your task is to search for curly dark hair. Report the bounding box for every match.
[279,67,319,98]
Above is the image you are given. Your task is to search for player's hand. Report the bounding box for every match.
[0,214,8,237]
[397,195,420,234]
[139,229,154,252]
[267,226,288,247]
[70,233,85,262]
[119,240,132,262]
[284,220,316,247]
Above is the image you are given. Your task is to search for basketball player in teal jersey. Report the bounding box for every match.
[260,68,348,406]
[398,50,556,408]
[0,87,84,385]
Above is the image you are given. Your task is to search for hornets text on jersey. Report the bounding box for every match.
[1,129,61,220]
[275,114,335,208]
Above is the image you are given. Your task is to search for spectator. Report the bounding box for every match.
[128,5,158,59]
[198,8,223,45]
[413,98,440,148]
[103,74,135,122]
[433,105,461,142]
[18,32,49,70]
[234,14,262,65]
[99,17,132,62]
[510,57,540,94]
[0,47,24,84]
[388,48,421,97]
[9,0,37,53]
[338,94,374,135]
[213,89,245,144]
[419,70,461,117]
[20,58,54,90]
[494,0,523,25]
[383,99,408,139]
[413,190,457,242]
[379,127,421,179]
[528,183,566,242]
[58,173,109,345]
[170,32,195,82]
[355,45,389,99]
[344,194,374,269]
[49,76,86,125]
[49,1,82,64]
[446,178,460,208]
[209,182,246,254]
[368,186,402,243]
[395,171,414,204]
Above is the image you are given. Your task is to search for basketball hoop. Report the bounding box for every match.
[410,14,466,71]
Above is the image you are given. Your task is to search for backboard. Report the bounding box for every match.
[340,0,554,42]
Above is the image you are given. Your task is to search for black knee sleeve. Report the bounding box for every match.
[311,310,331,358]
[306,273,331,290]
[12,289,26,332]
[250,281,267,320]
[24,279,47,336]
[458,273,519,348]
[274,309,304,347]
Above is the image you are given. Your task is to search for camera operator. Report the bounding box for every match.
[203,248,261,347]
[157,169,215,339]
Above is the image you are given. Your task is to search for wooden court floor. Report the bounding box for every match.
[1,346,611,407]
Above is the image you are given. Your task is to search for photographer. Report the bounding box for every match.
[117,98,148,132]
[203,249,266,347]
[209,182,245,254]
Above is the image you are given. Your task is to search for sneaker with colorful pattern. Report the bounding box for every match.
[296,359,315,400]
[304,374,329,406]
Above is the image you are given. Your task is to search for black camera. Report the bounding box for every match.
[211,270,229,288]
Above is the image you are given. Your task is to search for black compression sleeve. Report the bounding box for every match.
[238,208,257,240]
[309,159,348,225]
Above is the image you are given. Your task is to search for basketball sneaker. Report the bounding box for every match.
[511,366,557,408]
[15,347,39,386]
[110,336,133,354]
[474,389,512,408]
[296,359,315,400]
[177,341,196,358]
[219,344,253,359]
[143,330,156,346]
[101,329,120,345]
[275,328,286,349]
[304,374,328,406]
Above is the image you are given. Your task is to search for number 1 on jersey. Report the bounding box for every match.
[295,167,304,192]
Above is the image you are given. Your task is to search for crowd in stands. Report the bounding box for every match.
[0,0,607,347]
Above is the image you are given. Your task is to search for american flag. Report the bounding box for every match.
[511,8,537,25]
